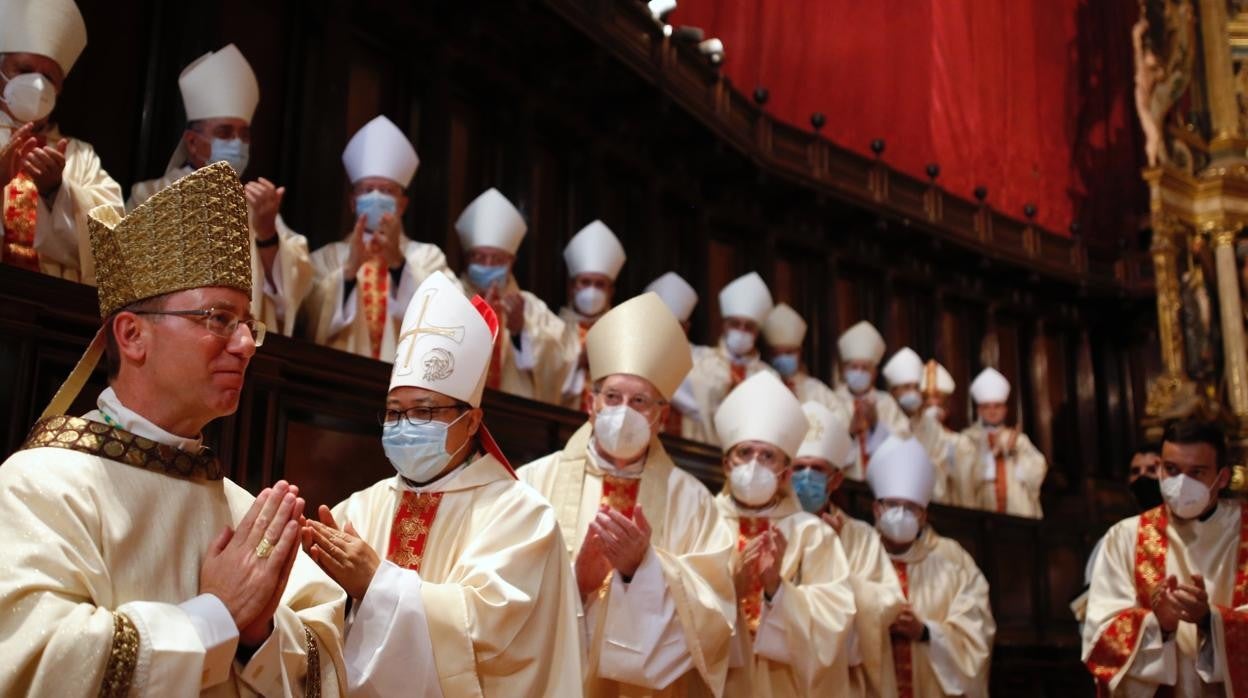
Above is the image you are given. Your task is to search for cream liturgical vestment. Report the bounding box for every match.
[518,424,737,697]
[833,385,910,481]
[960,423,1046,518]
[684,342,777,445]
[1082,501,1248,697]
[466,275,573,403]
[0,391,346,696]
[329,458,583,697]
[911,412,976,507]
[886,527,996,698]
[715,492,856,698]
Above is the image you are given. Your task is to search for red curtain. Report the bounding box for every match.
[674,0,1143,238]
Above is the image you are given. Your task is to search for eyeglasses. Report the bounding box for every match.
[134,308,266,346]
[595,388,666,415]
[378,405,464,427]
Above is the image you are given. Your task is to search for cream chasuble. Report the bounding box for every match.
[714,492,856,698]
[911,414,976,507]
[783,372,841,413]
[464,275,575,404]
[960,423,1047,519]
[832,386,911,483]
[885,526,995,698]
[0,113,125,284]
[0,393,345,697]
[825,505,907,698]
[557,305,602,412]
[683,342,778,446]
[330,453,582,697]
[305,237,461,360]
[128,164,315,336]
[517,423,737,697]
[1082,501,1248,697]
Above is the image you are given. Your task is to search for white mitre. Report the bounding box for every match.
[391,271,497,407]
[866,436,935,507]
[718,272,773,325]
[455,188,526,255]
[564,220,626,280]
[343,115,420,187]
[969,367,1010,404]
[838,320,886,365]
[645,272,698,323]
[0,0,86,76]
[796,401,854,468]
[882,347,923,387]
[715,372,807,459]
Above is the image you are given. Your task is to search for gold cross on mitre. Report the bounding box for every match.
[396,290,466,373]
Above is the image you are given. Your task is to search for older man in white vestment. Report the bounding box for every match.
[763,303,838,409]
[306,115,459,359]
[300,270,581,697]
[960,367,1047,518]
[454,187,574,403]
[0,0,124,282]
[0,163,345,696]
[833,321,909,482]
[126,44,313,337]
[1083,420,1248,697]
[788,402,906,697]
[557,219,627,411]
[519,292,736,697]
[868,436,996,697]
[684,271,779,445]
[713,373,857,697]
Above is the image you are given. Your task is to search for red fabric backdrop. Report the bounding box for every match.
[674,0,1143,239]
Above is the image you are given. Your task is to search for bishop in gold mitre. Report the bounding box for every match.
[0,162,346,696]
[518,292,737,697]
[300,270,582,696]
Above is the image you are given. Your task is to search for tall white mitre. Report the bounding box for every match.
[838,320,886,365]
[455,188,527,256]
[0,0,87,75]
[882,347,923,387]
[391,271,497,407]
[564,220,626,280]
[763,303,807,348]
[921,360,956,395]
[715,372,807,458]
[797,400,855,468]
[179,44,259,122]
[586,291,692,399]
[343,115,420,188]
[866,436,935,507]
[969,367,1010,404]
[718,271,773,325]
[645,271,698,323]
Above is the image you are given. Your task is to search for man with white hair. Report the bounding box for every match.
[306,115,458,359]
[961,367,1047,518]
[645,270,706,436]
[790,401,907,697]
[300,271,581,696]
[868,436,996,697]
[763,302,838,408]
[0,0,124,282]
[455,187,573,404]
[558,220,627,411]
[882,349,973,506]
[519,292,735,697]
[834,321,909,481]
[685,271,779,444]
[128,44,313,336]
[714,373,857,696]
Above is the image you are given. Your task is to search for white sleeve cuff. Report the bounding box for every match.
[1122,613,1176,686]
[925,621,971,696]
[118,598,228,694]
[179,594,240,688]
[329,281,359,336]
[390,262,419,320]
[865,418,891,454]
[562,363,586,399]
[753,584,793,665]
[513,328,538,370]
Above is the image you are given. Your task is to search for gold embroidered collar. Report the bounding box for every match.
[21,415,224,480]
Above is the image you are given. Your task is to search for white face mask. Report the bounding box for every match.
[575,286,608,316]
[1160,473,1212,519]
[724,328,755,357]
[844,368,873,394]
[2,71,56,123]
[897,390,923,414]
[730,459,779,507]
[877,505,921,544]
[593,404,655,460]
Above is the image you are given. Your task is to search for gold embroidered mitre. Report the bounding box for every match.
[88,161,251,317]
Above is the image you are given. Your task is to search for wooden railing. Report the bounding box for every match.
[0,265,1102,693]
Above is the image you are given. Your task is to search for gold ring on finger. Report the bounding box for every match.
[255,537,275,559]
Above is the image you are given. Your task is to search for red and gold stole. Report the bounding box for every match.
[2,171,41,272]
[729,362,747,389]
[1219,504,1248,695]
[577,321,594,412]
[890,560,915,698]
[386,491,445,572]
[600,474,640,519]
[359,258,389,359]
[738,517,771,634]
[986,430,1017,513]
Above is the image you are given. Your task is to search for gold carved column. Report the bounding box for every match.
[1150,214,1186,379]
[1211,225,1248,417]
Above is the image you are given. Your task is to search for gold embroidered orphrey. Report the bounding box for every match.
[21,415,224,480]
[396,290,466,374]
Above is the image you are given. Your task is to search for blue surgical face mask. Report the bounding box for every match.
[209,138,249,175]
[791,467,830,513]
[467,263,509,291]
[771,353,799,377]
[381,412,468,483]
[355,190,398,231]
[844,368,873,394]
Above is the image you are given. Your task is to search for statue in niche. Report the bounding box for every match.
[1180,235,1221,385]
[1133,1,1196,167]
